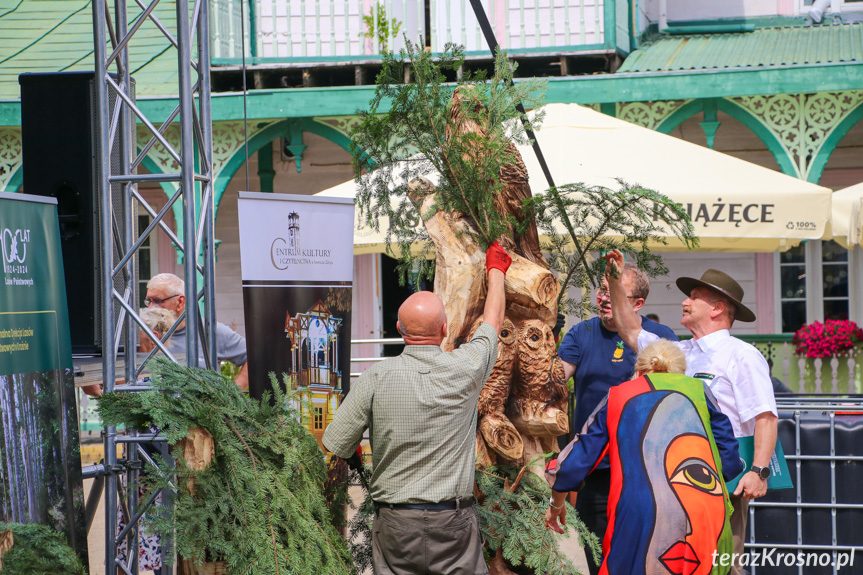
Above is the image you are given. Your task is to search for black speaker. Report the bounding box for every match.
[19,72,131,355]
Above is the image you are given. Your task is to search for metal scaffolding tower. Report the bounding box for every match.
[88,0,216,572]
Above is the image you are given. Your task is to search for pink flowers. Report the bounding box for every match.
[793,319,863,359]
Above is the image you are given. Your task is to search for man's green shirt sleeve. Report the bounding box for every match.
[322,373,374,458]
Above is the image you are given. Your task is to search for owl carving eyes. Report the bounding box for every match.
[518,320,550,351]
[499,318,517,346]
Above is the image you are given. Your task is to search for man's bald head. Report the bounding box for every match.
[397,291,447,345]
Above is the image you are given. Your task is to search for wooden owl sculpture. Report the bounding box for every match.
[410,88,567,474]
[507,319,569,442]
[477,317,524,461]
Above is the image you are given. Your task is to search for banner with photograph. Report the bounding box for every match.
[0,191,87,562]
[238,192,355,447]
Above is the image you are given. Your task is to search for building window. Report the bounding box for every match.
[801,0,863,13]
[313,407,324,430]
[136,214,156,308]
[822,240,849,321]
[777,240,856,333]
[779,244,806,333]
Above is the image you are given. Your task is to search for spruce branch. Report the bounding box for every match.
[526,180,697,317]
[350,40,545,283]
[475,464,600,574]
[97,359,353,575]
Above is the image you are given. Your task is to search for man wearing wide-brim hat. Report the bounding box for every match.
[604,250,777,575]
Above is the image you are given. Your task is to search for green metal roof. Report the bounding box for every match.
[0,0,190,100]
[619,24,863,73]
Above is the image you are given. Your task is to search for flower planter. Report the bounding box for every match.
[793,320,863,394]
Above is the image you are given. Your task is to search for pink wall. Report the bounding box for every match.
[351,253,381,375]
[755,252,775,333]
[776,0,796,16]
[139,187,180,276]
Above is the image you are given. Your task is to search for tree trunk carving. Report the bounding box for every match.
[407,135,569,473]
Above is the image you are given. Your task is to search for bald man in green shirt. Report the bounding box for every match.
[323,242,511,575]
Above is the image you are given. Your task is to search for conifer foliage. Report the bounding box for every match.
[97,359,353,575]
[351,39,545,282]
[526,181,697,318]
[475,465,601,574]
[350,40,696,305]
[0,522,87,575]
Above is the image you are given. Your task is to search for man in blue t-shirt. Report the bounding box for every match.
[557,263,678,575]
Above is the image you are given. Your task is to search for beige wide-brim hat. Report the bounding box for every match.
[676,269,756,323]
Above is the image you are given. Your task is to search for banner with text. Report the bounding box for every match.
[0,191,87,562]
[238,192,355,446]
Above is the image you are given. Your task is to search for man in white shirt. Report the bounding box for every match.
[604,250,778,575]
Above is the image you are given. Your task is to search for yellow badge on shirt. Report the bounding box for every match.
[612,341,624,363]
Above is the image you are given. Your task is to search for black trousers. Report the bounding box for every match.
[575,468,611,575]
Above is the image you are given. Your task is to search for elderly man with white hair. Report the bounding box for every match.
[145,273,248,390]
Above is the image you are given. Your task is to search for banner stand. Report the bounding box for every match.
[0,191,88,563]
[238,192,356,449]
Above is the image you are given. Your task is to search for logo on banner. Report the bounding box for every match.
[1,227,34,286]
[270,210,334,271]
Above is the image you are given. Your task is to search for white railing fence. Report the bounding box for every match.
[210,0,607,61]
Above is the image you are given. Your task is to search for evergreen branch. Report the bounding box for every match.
[227,419,281,575]
[410,62,489,243]
[552,188,645,309]
[547,185,592,286]
[96,361,353,575]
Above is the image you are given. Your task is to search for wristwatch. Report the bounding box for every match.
[751,465,771,480]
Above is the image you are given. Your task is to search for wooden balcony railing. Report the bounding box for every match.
[736,335,863,395]
[210,0,619,65]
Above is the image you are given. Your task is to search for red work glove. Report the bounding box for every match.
[486,241,512,275]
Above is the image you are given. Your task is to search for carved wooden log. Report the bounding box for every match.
[488,549,519,575]
[409,178,567,473]
[475,430,495,469]
[508,399,569,437]
[175,426,215,495]
[479,413,524,460]
[408,179,559,351]
[521,435,560,476]
[0,530,12,572]
[176,427,225,575]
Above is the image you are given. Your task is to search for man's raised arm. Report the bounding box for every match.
[604,250,641,352]
[484,242,511,334]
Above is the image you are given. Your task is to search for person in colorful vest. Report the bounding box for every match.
[603,249,778,575]
[546,339,744,575]
[556,263,678,575]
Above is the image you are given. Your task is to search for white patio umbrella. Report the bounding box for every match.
[830,182,863,247]
[317,103,832,253]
